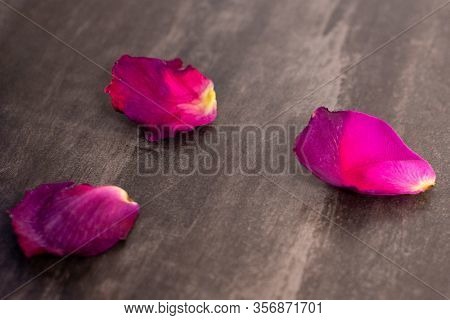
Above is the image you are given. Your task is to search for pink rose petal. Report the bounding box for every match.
[294,107,436,195]
[9,182,139,257]
[105,55,217,141]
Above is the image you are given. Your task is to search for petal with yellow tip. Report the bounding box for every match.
[294,107,436,195]
[105,55,217,141]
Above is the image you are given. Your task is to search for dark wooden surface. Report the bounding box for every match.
[1,0,449,299]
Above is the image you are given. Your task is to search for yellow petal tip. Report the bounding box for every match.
[410,178,435,193]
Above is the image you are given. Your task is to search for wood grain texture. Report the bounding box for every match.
[0,0,449,299]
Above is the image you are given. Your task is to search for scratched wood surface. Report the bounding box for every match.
[0,0,449,299]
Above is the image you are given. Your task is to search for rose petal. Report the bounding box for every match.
[294,107,436,195]
[105,55,217,141]
[9,182,139,257]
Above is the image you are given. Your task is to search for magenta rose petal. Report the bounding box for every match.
[294,107,436,195]
[10,182,140,257]
[105,55,217,141]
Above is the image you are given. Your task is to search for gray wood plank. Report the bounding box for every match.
[0,0,449,299]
